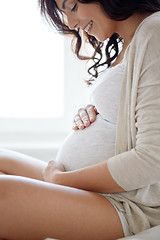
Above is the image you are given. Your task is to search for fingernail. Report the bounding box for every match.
[79,124,84,129]
[84,121,89,126]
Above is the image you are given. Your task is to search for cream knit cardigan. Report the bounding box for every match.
[106,12,160,234]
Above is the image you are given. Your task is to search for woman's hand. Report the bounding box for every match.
[43,160,65,184]
[72,104,98,130]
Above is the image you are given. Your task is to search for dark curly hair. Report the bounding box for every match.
[39,0,160,81]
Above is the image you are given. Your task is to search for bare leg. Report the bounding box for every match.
[0,175,124,240]
[0,149,47,180]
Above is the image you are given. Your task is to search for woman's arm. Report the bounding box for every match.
[107,18,160,191]
[43,160,125,193]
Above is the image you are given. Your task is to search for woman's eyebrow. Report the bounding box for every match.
[62,0,68,9]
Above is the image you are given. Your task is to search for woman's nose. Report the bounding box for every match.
[67,15,78,30]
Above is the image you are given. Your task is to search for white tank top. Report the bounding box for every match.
[56,62,125,171]
[90,62,125,124]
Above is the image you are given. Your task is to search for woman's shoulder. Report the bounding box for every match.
[128,11,160,54]
[136,11,160,38]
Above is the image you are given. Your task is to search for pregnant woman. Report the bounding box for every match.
[0,0,160,239]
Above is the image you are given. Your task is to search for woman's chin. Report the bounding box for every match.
[92,33,108,42]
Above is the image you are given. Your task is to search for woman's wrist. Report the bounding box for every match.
[51,170,66,185]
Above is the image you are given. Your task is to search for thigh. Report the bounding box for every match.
[0,148,47,180]
[0,175,124,240]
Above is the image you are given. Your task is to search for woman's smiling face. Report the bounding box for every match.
[56,0,118,41]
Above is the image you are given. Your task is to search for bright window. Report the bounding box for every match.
[0,0,64,118]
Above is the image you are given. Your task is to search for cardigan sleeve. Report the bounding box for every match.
[107,16,160,191]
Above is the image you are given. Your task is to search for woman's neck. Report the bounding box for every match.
[117,12,152,47]
[112,12,152,67]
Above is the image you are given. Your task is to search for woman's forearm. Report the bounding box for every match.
[54,161,125,194]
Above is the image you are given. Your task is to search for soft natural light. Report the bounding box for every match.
[0,0,64,118]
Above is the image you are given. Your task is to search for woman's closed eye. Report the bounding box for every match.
[71,3,77,12]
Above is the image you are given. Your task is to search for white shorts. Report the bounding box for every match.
[106,197,133,237]
[114,204,132,237]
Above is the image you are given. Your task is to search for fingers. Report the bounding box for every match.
[72,105,97,130]
[73,114,86,130]
[86,105,97,123]
[43,160,65,183]
[43,160,57,182]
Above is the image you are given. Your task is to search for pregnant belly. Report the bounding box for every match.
[56,114,116,171]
